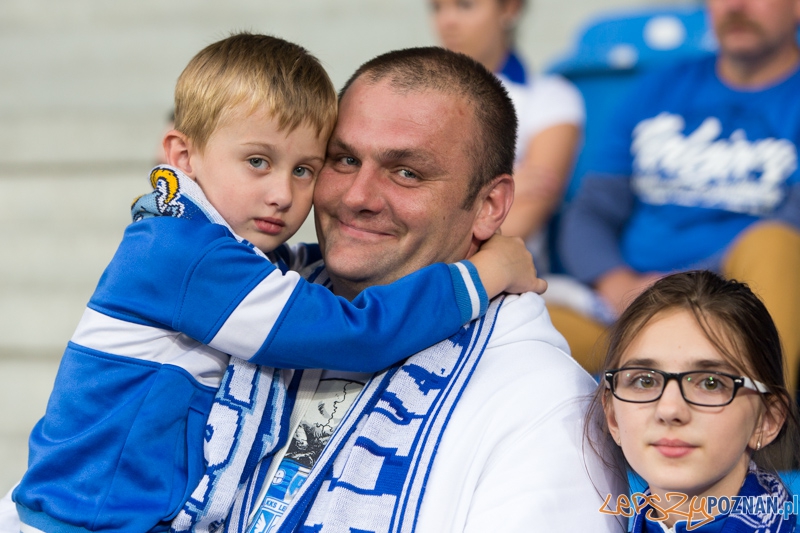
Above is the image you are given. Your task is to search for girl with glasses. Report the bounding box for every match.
[587,270,799,532]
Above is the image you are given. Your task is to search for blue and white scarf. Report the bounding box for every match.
[631,462,797,532]
[136,166,503,532]
[131,165,291,532]
[249,293,505,533]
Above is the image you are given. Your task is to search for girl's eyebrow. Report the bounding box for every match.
[621,357,737,373]
[620,357,657,368]
[692,359,738,373]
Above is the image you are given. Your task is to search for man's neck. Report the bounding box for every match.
[328,275,363,302]
[717,44,800,88]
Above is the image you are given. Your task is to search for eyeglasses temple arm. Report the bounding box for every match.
[742,377,769,394]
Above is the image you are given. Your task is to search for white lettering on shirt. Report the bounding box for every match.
[631,112,797,215]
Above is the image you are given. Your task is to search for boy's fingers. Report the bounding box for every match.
[532,278,548,295]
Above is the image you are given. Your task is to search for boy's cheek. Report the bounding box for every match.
[287,185,316,234]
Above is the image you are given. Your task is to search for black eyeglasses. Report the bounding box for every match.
[604,367,769,407]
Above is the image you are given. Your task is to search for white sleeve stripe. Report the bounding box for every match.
[208,268,301,360]
[454,261,480,320]
[70,308,228,387]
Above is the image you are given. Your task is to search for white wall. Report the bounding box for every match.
[0,0,696,166]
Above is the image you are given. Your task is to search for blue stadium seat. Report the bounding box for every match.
[546,6,715,202]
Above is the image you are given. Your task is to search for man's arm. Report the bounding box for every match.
[595,267,662,317]
[557,60,676,312]
[559,173,660,314]
[501,123,581,240]
[768,180,800,229]
[558,173,634,285]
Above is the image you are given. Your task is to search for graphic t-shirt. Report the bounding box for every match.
[247,371,369,533]
[585,55,800,273]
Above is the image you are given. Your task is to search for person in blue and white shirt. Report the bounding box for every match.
[558,0,800,393]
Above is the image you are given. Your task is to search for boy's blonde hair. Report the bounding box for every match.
[174,32,337,151]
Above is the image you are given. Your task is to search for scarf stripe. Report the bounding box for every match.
[269,298,504,533]
[400,309,499,532]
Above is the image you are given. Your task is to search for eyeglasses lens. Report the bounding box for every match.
[613,370,662,402]
[613,370,736,406]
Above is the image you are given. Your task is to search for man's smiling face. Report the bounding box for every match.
[313,77,482,298]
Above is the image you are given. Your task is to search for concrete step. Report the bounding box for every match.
[0,167,148,353]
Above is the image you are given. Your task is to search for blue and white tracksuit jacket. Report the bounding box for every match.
[14,166,488,532]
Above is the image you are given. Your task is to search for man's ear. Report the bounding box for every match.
[501,0,523,27]
[471,173,515,242]
[162,130,196,178]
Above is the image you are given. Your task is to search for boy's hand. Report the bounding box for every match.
[469,234,547,298]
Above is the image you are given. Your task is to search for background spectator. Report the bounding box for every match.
[557,0,800,395]
[429,0,584,272]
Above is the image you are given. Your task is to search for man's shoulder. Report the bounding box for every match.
[621,55,716,111]
[419,293,620,532]
[476,292,598,403]
[529,74,582,101]
[489,292,572,357]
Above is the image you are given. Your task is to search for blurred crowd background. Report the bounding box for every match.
[0,0,698,491]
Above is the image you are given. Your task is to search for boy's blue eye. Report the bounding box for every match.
[249,158,267,169]
[293,167,312,179]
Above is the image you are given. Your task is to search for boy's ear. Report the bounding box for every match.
[163,130,196,177]
[470,174,514,243]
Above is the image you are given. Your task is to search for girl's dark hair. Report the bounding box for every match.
[585,270,799,484]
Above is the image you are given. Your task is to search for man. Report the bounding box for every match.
[556,0,800,390]
[231,48,624,533]
[0,48,623,532]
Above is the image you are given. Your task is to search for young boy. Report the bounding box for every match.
[13,33,538,532]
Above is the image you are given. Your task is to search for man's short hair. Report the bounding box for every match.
[174,32,337,151]
[340,47,518,207]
